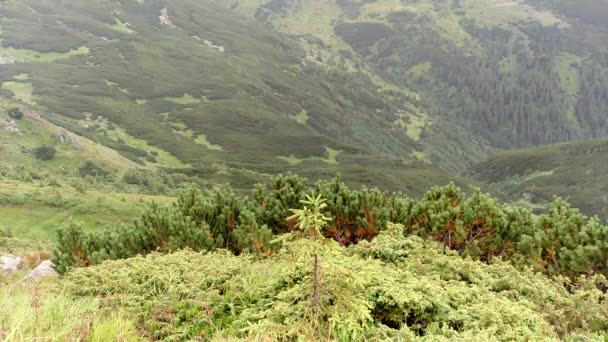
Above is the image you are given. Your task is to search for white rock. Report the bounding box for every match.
[0,253,23,274]
[26,260,58,281]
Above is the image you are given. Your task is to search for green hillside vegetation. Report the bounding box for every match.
[2,0,608,186]
[252,0,608,155]
[0,0,462,191]
[52,175,608,280]
[3,178,608,340]
[57,231,608,340]
[0,180,175,241]
[471,136,608,218]
[3,0,608,339]
[4,0,608,191]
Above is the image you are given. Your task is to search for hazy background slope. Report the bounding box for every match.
[251,0,608,150]
[0,0,479,194]
[2,0,608,216]
[471,137,608,218]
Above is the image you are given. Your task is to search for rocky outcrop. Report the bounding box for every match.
[0,253,23,274]
[192,36,225,53]
[160,7,174,27]
[53,128,84,150]
[0,119,19,133]
[0,53,16,64]
[26,260,58,281]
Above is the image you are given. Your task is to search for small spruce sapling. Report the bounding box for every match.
[288,193,331,328]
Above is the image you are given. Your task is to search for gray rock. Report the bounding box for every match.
[0,253,23,274]
[53,128,84,150]
[26,260,58,281]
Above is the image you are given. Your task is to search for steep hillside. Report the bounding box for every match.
[250,0,608,153]
[3,0,608,199]
[0,97,190,242]
[0,0,474,193]
[0,99,140,171]
[470,137,608,218]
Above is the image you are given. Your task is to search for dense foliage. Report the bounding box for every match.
[470,136,608,218]
[54,175,608,283]
[0,162,210,197]
[32,146,56,161]
[325,0,608,149]
[62,225,608,340]
[0,0,447,187]
[9,0,608,183]
[7,107,22,120]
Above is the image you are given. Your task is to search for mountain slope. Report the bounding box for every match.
[250,0,608,153]
[0,0,478,193]
[0,98,140,171]
[470,137,608,218]
[3,0,608,197]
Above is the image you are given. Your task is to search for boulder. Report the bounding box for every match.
[26,260,58,281]
[0,253,23,274]
[53,128,84,150]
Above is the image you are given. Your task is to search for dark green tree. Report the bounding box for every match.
[79,161,111,178]
[33,146,56,161]
[8,107,23,120]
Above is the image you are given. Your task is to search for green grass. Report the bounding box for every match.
[395,111,430,142]
[89,98,189,168]
[277,146,341,166]
[104,124,189,168]
[194,133,223,151]
[0,99,139,171]
[1,81,34,104]
[0,34,89,63]
[0,180,174,241]
[407,62,431,77]
[498,56,517,75]
[12,73,29,81]
[324,146,341,164]
[272,0,346,49]
[293,110,309,125]
[111,18,136,34]
[0,237,53,256]
[411,150,429,162]
[0,280,141,341]
[460,0,567,29]
[523,169,555,182]
[555,52,582,129]
[277,154,303,165]
[232,0,266,17]
[104,79,129,94]
[163,93,204,105]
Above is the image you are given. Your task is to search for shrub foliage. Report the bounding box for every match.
[62,226,608,340]
[8,107,23,120]
[32,146,57,161]
[54,174,608,284]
